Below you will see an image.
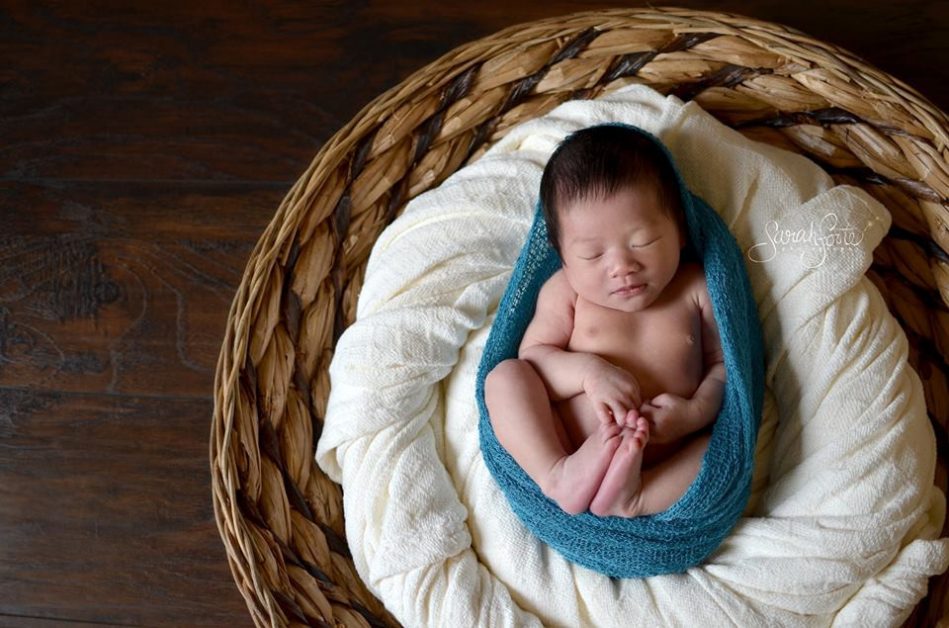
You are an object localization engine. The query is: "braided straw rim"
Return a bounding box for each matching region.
[210,7,949,627]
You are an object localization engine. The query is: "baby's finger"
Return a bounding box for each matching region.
[595,403,613,425]
[630,390,643,407]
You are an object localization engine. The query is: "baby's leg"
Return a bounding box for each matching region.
[485,359,621,515]
[589,421,710,518]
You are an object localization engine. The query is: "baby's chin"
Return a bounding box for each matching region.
[595,286,659,312]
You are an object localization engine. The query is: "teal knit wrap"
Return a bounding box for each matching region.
[475,125,765,578]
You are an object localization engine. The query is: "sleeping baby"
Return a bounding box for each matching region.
[484,125,726,517]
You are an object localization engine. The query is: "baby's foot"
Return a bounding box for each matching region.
[541,422,621,515]
[589,418,649,518]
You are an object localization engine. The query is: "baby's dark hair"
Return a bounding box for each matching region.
[539,125,686,256]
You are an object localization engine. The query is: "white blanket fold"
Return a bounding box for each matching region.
[316,84,949,626]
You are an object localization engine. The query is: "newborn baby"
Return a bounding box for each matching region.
[484,125,726,517]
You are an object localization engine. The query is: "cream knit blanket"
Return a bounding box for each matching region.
[317,84,949,626]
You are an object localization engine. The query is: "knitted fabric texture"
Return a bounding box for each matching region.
[475,125,765,578]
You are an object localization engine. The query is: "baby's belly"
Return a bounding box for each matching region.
[560,309,704,457]
[569,330,704,402]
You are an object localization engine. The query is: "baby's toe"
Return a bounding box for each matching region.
[635,418,650,443]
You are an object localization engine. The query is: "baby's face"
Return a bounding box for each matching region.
[557,184,683,313]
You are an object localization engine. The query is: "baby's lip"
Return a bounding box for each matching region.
[612,283,646,295]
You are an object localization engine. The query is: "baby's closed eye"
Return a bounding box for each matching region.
[629,236,660,248]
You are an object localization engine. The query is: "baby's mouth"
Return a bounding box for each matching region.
[612,283,646,296]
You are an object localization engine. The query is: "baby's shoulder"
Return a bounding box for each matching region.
[521,269,577,346]
[675,262,710,304]
[539,269,578,304]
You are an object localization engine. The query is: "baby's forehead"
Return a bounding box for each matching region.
[554,183,683,243]
[557,182,672,216]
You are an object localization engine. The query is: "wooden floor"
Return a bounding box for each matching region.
[0,1,945,626]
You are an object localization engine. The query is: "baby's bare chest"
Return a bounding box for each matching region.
[567,299,703,399]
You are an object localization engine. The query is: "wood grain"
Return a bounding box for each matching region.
[0,182,274,396]
[0,1,944,626]
[0,390,244,626]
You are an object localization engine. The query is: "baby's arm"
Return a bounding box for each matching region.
[519,271,641,422]
[642,276,725,443]
[688,287,726,428]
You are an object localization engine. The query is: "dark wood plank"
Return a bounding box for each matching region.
[0,181,273,397]
[0,617,137,627]
[0,389,248,626]
[0,1,944,183]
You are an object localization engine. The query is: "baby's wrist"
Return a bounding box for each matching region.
[686,396,712,429]
[580,354,603,391]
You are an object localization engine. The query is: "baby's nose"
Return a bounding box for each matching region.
[609,254,642,277]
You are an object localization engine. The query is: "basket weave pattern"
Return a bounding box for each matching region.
[210,8,949,627]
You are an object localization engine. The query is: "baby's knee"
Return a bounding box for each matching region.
[485,359,532,401]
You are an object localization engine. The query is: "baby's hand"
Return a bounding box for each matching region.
[638,393,692,444]
[582,357,642,426]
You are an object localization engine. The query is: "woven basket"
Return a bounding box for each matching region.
[210,7,949,627]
